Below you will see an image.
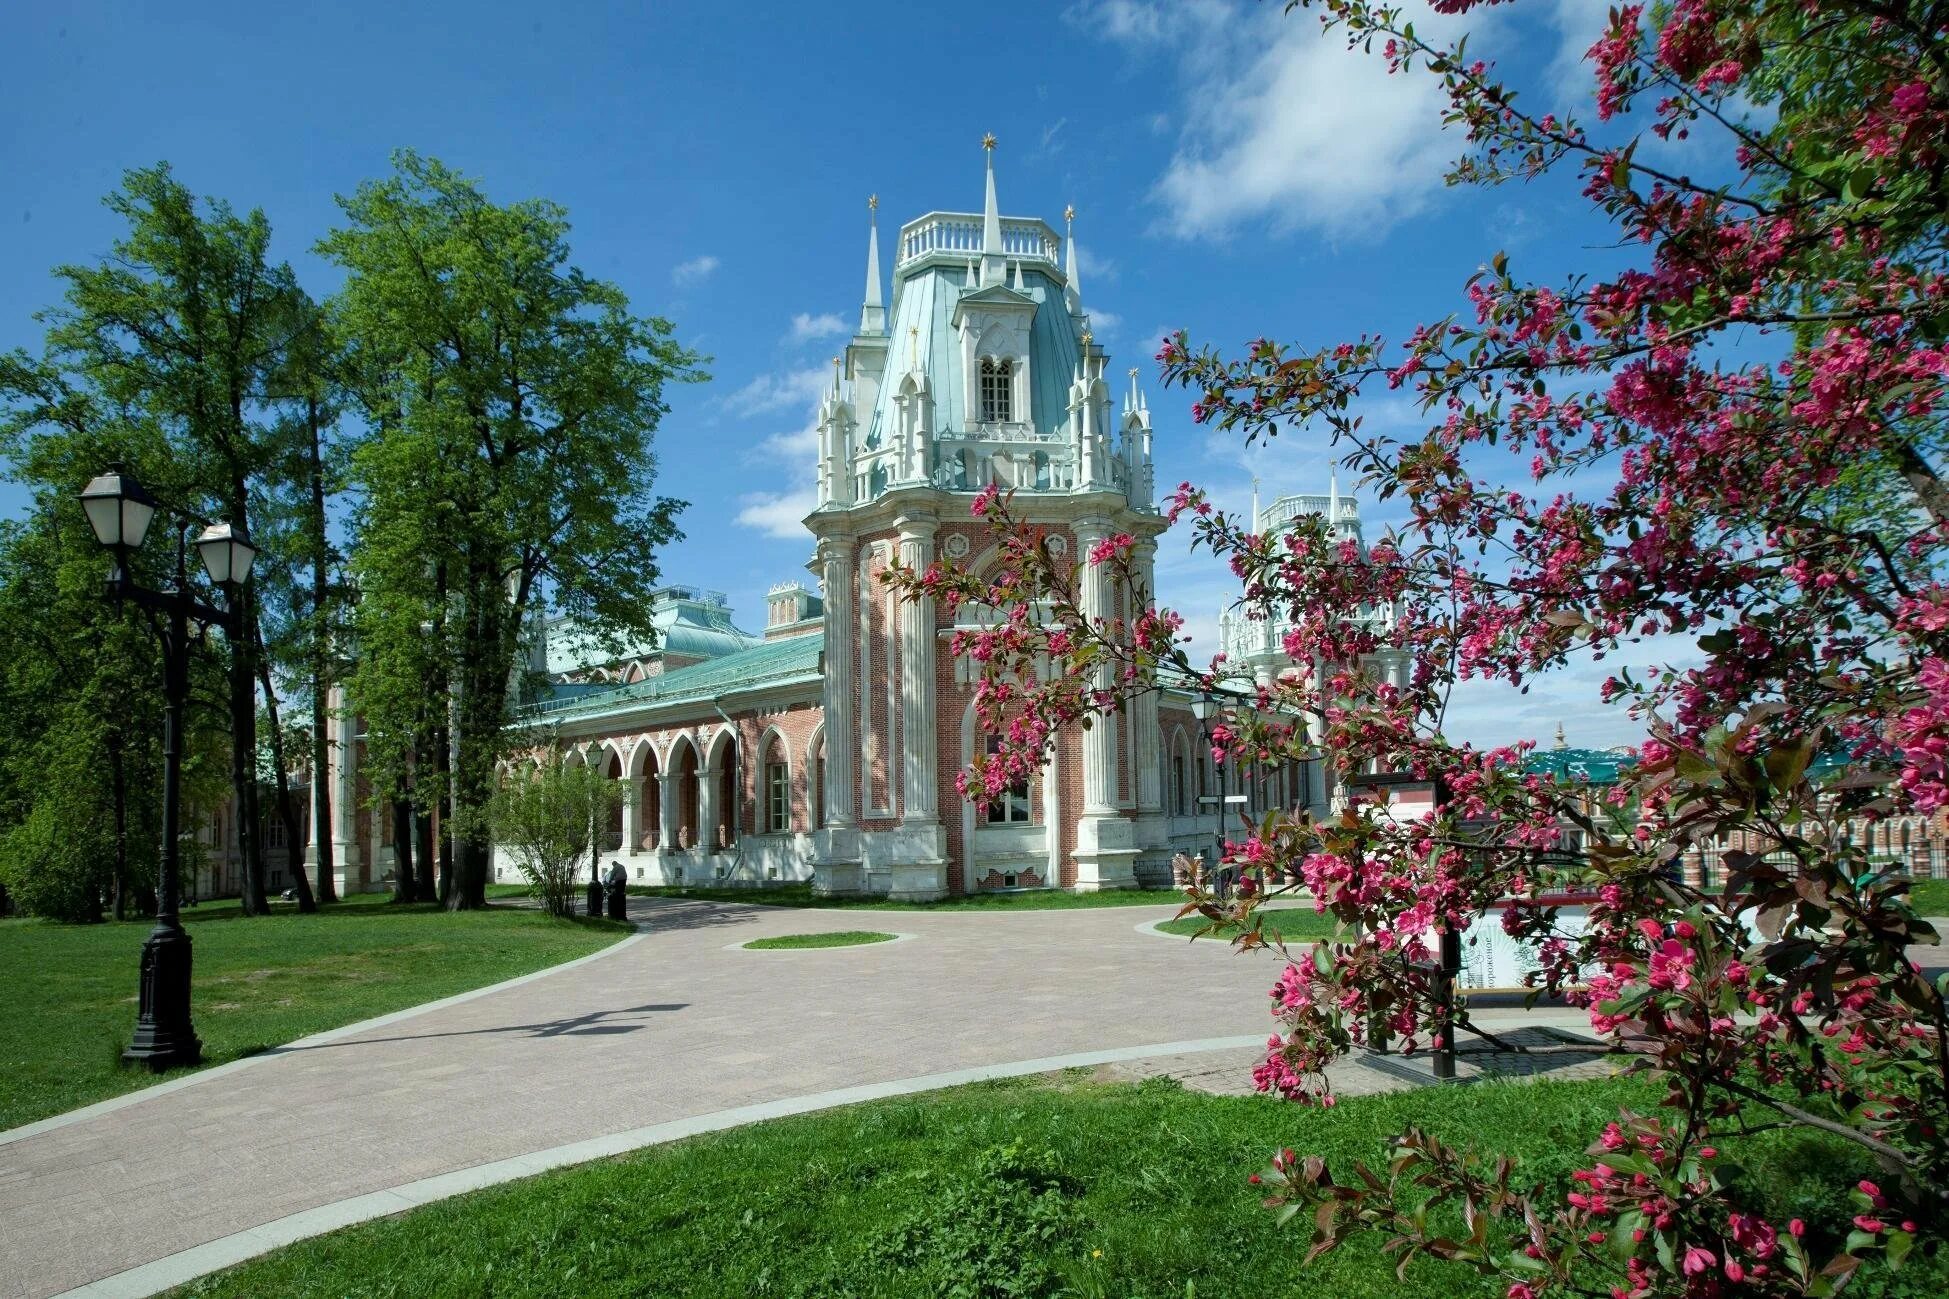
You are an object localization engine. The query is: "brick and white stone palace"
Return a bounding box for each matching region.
[261,144,1949,906]
[299,142,1357,901]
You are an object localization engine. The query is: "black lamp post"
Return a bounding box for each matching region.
[80,464,255,1072]
[1189,690,1231,893]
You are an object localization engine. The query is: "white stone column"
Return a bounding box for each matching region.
[821,542,857,829]
[884,515,946,901]
[1070,519,1138,890]
[657,770,679,859]
[1131,541,1169,878]
[898,519,939,825]
[1075,521,1118,816]
[623,768,645,855]
[813,539,865,896]
[1132,541,1163,818]
[699,764,721,856]
[327,685,362,893]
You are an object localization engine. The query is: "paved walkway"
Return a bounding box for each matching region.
[3,898,1923,1299]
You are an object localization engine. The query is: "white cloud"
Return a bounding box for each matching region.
[787,311,846,343]
[721,365,828,419]
[671,254,719,286]
[1081,0,1488,240]
[1037,117,1069,158]
[1086,308,1123,336]
[735,488,817,540]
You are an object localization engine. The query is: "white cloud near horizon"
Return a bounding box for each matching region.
[722,365,827,419]
[787,311,846,343]
[735,487,818,540]
[671,254,720,286]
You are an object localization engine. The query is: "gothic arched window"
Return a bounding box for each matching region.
[979,358,1014,424]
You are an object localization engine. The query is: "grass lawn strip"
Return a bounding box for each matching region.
[743,930,900,951]
[172,1072,1938,1299]
[0,892,629,1133]
[1153,906,1339,945]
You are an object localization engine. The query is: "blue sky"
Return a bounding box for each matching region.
[2,0,1667,748]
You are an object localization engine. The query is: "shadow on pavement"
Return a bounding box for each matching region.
[626,899,776,932]
[269,1003,690,1054]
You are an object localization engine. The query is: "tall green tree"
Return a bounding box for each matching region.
[0,382,227,920]
[321,151,699,910]
[17,164,312,915]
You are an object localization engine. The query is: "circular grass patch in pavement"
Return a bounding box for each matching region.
[743,930,900,951]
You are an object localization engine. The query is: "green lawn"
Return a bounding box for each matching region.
[1908,877,1949,916]
[744,930,899,951]
[491,880,1195,911]
[0,893,629,1132]
[172,1073,1940,1299]
[1153,906,1339,945]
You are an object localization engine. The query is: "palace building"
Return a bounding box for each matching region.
[298,142,1332,900]
[274,144,1949,905]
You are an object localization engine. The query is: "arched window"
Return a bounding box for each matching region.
[979,358,1013,424]
[984,734,1030,824]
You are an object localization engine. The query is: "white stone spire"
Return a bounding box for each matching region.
[860,194,885,334]
[1327,473,1342,540]
[980,134,1004,286]
[1064,204,1082,315]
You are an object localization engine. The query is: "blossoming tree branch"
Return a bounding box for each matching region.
[888,0,1948,1294]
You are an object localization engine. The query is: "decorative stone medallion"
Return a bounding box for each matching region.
[944,533,970,559]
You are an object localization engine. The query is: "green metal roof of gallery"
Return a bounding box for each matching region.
[528,631,823,721]
[1522,743,1854,786]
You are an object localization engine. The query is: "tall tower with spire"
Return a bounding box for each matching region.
[807,139,1164,899]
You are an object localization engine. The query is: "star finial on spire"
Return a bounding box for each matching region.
[982,132,997,151]
[1128,367,1139,379]
[1081,330,1093,348]
[868,193,878,211]
[1064,204,1075,224]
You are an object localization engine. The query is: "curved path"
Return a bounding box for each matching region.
[1,896,1308,1299]
[7,895,1939,1299]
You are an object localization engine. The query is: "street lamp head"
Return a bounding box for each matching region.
[1189,691,1216,723]
[79,463,158,552]
[195,522,256,588]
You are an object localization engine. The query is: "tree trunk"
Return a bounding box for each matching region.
[108,728,128,921]
[435,718,454,905]
[413,796,437,902]
[307,392,337,905]
[254,625,316,912]
[390,796,416,903]
[445,565,505,911]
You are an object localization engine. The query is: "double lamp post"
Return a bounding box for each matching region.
[79,464,256,1072]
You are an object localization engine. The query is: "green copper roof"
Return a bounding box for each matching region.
[539,587,756,675]
[1522,745,1855,786]
[867,263,1087,450]
[1523,748,1640,785]
[529,632,822,722]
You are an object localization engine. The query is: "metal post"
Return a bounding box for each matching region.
[1432,923,1460,1081]
[124,529,201,1072]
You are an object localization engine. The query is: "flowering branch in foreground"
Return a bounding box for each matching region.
[891,0,1949,1293]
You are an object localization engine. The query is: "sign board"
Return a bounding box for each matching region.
[1455,899,1599,992]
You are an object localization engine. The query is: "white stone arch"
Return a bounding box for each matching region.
[1168,726,1194,816]
[958,697,1059,889]
[755,723,792,834]
[666,732,702,851]
[805,721,827,830]
[561,745,589,770]
[622,737,660,853]
[702,725,741,850]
